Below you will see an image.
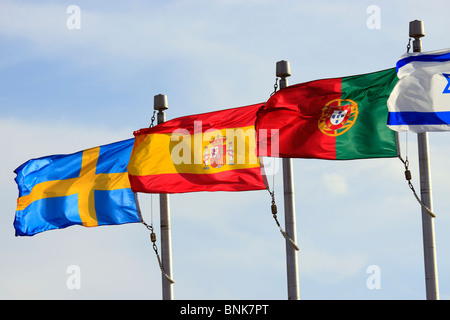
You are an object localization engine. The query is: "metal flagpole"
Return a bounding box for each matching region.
[276,60,300,300]
[409,20,439,300]
[154,94,174,300]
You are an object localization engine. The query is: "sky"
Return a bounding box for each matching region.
[1,0,450,300]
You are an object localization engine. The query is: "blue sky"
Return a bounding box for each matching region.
[1,0,450,299]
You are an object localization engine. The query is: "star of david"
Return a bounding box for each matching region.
[443,73,450,94]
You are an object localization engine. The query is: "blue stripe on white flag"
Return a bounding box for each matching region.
[396,51,450,72]
[388,111,450,125]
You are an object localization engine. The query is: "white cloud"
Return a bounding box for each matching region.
[0,1,267,64]
[0,117,133,166]
[300,242,368,285]
[321,173,348,196]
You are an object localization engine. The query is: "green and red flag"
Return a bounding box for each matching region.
[256,68,398,160]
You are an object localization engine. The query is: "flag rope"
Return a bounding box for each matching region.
[134,193,175,283]
[267,189,300,251]
[141,219,176,284]
[270,77,279,96]
[397,134,436,218]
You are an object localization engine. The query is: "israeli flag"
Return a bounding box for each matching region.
[387,48,450,132]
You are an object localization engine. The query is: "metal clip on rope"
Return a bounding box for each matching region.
[149,110,157,128]
[270,78,278,97]
[142,221,175,284]
[269,191,300,251]
[399,156,436,218]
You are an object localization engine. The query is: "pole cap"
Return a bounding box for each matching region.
[409,20,425,39]
[276,60,291,78]
[154,94,168,111]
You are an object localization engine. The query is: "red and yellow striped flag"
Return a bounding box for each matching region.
[127,104,267,193]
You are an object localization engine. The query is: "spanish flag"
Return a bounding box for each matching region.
[127,104,267,193]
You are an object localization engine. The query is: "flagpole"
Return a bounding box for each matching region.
[277,60,300,300]
[410,20,439,300]
[154,94,174,300]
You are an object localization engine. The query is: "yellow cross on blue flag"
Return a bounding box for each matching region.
[14,138,140,236]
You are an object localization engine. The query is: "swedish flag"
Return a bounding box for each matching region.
[14,138,140,236]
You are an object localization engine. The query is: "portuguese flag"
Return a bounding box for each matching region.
[256,68,399,160]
